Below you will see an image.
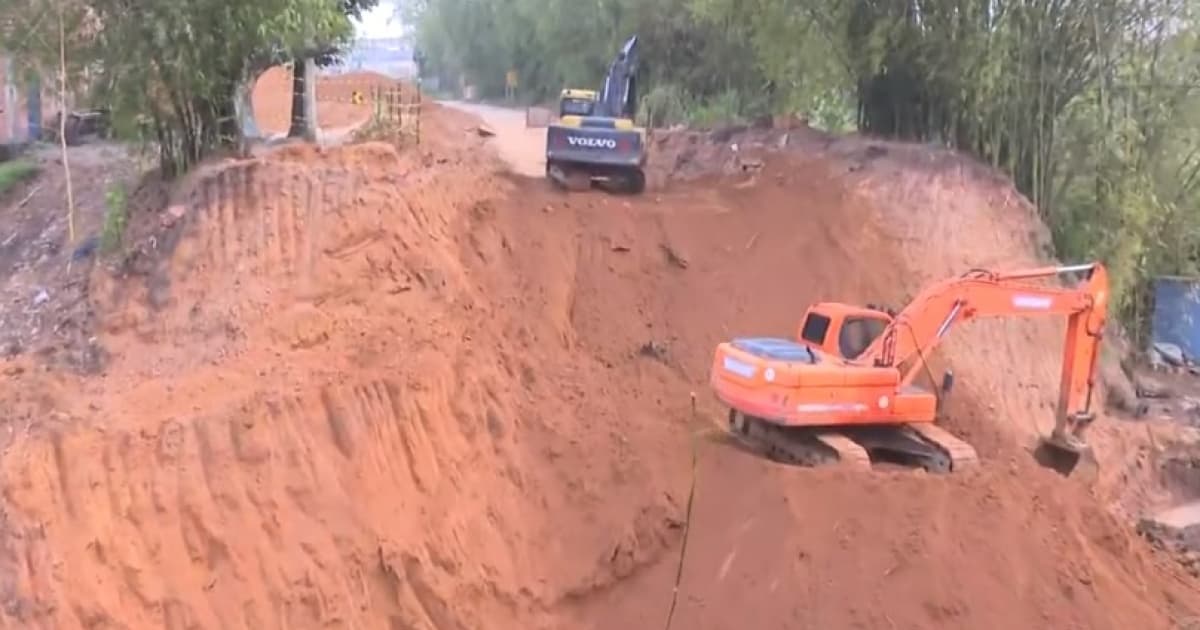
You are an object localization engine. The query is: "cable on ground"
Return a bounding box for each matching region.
[663,392,701,630]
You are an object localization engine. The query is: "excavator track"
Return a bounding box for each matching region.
[729,410,870,470]
[547,162,591,191]
[906,422,980,471]
[728,410,978,473]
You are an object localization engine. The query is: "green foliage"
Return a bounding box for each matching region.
[400,0,774,115]
[0,158,39,195]
[315,0,381,66]
[1,0,354,177]
[1044,0,1200,341]
[0,160,40,197]
[100,182,128,254]
[638,84,692,127]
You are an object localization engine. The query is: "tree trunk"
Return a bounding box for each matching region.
[233,72,261,145]
[287,57,307,138]
[217,95,241,150]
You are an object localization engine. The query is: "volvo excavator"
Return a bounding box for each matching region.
[709,263,1109,476]
[544,35,647,194]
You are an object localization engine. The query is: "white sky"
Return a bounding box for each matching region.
[354,2,401,39]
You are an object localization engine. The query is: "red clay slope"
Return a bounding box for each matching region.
[483,151,1200,630]
[0,103,1194,630]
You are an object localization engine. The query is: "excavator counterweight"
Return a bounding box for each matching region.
[545,35,647,194]
[709,263,1108,476]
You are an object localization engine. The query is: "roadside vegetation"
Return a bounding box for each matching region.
[0,0,374,177]
[0,0,376,255]
[0,159,38,196]
[404,0,1200,340]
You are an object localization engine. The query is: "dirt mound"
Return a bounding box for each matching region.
[481,153,1200,629]
[579,455,1195,629]
[647,124,1175,511]
[0,105,686,628]
[252,66,377,136]
[0,100,1198,630]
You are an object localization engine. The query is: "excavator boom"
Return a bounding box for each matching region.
[862,263,1107,451]
[708,262,1108,475]
[596,35,639,120]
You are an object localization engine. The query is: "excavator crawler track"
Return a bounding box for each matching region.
[728,410,978,473]
[906,422,980,471]
[729,410,870,470]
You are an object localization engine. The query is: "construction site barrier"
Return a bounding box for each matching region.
[315,78,422,145]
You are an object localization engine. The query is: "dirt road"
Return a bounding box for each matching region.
[440,100,546,176]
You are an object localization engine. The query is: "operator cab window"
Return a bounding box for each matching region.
[800,313,832,346]
[561,99,593,117]
[839,316,888,360]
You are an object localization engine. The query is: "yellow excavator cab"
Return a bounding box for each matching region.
[559,89,597,117]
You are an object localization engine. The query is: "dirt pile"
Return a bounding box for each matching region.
[251,67,391,136]
[0,105,687,629]
[486,152,1200,628]
[0,68,398,379]
[1140,505,1200,578]
[1139,449,1200,576]
[0,98,1197,630]
[648,124,1178,513]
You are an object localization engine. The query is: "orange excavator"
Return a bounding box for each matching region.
[709,262,1108,475]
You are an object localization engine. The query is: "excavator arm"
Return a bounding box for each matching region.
[858,262,1108,451]
[595,35,639,120]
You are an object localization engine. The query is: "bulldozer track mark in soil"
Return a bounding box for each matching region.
[183,161,360,289]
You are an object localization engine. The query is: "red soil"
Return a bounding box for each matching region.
[0,95,1196,630]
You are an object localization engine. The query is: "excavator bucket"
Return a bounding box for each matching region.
[1034,434,1099,482]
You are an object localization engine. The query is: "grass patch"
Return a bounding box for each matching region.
[101,183,129,253]
[0,160,39,196]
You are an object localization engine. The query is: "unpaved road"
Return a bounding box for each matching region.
[440,100,546,177]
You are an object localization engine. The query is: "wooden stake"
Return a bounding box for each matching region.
[58,4,75,244]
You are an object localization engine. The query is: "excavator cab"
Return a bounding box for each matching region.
[559,89,597,117]
[796,304,893,361]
